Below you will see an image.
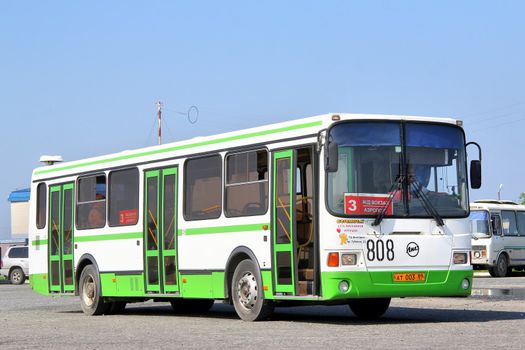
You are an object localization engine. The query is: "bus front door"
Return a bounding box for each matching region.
[144,167,179,294]
[48,183,75,293]
[272,150,297,295]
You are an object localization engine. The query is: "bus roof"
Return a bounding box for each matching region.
[470,200,525,211]
[32,113,459,181]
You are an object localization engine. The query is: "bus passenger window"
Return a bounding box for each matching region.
[501,211,518,236]
[77,174,106,229]
[108,168,139,226]
[36,183,47,229]
[184,155,222,220]
[225,150,268,217]
[517,212,525,236]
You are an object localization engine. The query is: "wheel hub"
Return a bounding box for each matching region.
[237,272,258,310]
[82,276,96,307]
[12,272,21,282]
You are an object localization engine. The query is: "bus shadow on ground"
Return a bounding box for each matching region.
[266,306,525,325]
[474,271,525,278]
[63,302,525,325]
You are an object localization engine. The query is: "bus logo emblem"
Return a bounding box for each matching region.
[406,242,419,257]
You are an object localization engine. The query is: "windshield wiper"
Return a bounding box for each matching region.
[373,175,405,226]
[409,176,445,226]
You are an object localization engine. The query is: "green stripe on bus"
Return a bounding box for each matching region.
[33,225,266,245]
[74,232,143,242]
[32,239,48,246]
[178,223,269,235]
[34,120,323,175]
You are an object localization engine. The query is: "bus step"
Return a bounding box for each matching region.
[298,281,314,296]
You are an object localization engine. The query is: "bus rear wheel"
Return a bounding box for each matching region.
[348,298,391,320]
[79,265,109,316]
[231,259,273,321]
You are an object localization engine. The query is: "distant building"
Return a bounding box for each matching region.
[7,188,30,240]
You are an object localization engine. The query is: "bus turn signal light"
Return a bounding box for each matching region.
[327,252,339,267]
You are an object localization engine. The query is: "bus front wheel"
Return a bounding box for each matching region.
[79,265,109,316]
[489,254,509,277]
[231,259,273,321]
[348,298,391,320]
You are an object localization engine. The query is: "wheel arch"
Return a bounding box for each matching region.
[224,246,261,300]
[75,254,101,295]
[496,250,510,265]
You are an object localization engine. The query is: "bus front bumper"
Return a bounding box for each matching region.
[321,269,473,300]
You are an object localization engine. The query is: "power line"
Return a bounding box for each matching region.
[161,117,175,142]
[467,109,524,125]
[163,106,187,116]
[470,115,525,133]
[144,114,157,146]
[461,100,525,118]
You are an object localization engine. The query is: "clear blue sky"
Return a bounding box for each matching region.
[1,1,524,239]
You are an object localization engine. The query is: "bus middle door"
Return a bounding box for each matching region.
[144,167,179,294]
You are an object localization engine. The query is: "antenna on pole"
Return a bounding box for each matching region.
[156,101,163,145]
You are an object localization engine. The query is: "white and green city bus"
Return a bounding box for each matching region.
[28,113,481,321]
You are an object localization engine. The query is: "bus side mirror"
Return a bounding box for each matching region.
[466,141,482,190]
[470,160,481,189]
[325,141,339,172]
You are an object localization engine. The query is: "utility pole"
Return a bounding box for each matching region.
[156,101,162,145]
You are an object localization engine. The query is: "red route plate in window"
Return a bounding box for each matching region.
[393,272,426,282]
[344,193,393,215]
[119,209,138,225]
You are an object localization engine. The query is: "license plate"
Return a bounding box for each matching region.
[393,272,426,282]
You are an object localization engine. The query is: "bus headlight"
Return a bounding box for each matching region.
[341,253,357,265]
[453,252,468,264]
[339,280,350,293]
[461,278,470,290]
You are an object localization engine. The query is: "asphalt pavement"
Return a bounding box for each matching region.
[0,274,524,349]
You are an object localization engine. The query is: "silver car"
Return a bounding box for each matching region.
[0,246,29,284]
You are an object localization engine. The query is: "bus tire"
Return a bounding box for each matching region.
[231,259,273,321]
[348,298,391,320]
[489,254,509,277]
[9,267,26,285]
[170,299,215,313]
[79,265,109,316]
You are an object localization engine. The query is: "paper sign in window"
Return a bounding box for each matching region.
[344,193,392,215]
[119,209,138,225]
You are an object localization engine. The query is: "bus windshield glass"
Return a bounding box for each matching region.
[327,121,468,218]
[469,210,490,238]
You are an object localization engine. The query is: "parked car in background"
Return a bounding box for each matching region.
[0,245,29,284]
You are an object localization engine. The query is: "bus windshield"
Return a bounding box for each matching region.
[469,210,490,238]
[327,121,468,218]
